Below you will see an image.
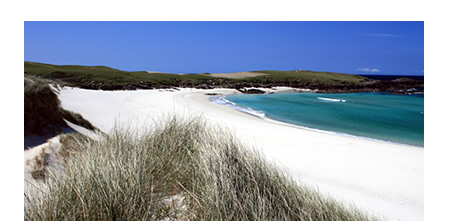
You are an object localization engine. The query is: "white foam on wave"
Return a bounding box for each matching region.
[317,97,347,102]
[210,96,266,118]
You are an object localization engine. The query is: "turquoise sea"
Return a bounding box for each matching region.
[213,92,424,147]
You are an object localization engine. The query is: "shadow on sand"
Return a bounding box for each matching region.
[24,127,76,150]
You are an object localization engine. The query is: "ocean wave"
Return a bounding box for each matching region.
[210,96,236,106]
[317,97,347,102]
[210,96,266,118]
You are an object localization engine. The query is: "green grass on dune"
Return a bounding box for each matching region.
[24,75,95,137]
[25,117,378,221]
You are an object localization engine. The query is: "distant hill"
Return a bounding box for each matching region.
[360,75,424,81]
[251,70,369,84]
[24,61,423,93]
[24,61,219,90]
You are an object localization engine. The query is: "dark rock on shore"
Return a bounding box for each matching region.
[238,88,266,94]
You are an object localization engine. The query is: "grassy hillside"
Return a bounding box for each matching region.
[252,70,368,84]
[25,61,218,89]
[25,117,378,220]
[25,61,369,90]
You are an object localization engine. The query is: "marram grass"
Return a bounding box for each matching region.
[25,117,379,221]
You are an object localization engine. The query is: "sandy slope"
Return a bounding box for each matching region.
[24,120,101,205]
[58,87,423,221]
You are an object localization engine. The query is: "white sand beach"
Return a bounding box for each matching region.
[57,87,423,221]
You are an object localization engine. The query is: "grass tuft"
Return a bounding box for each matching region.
[25,117,378,220]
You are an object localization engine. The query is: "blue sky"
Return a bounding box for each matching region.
[24,21,424,75]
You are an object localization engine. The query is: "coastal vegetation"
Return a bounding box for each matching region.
[24,75,95,139]
[24,61,222,90]
[24,117,378,220]
[24,61,423,92]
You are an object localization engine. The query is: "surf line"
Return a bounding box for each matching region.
[317,97,347,102]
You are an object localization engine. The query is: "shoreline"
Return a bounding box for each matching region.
[57,87,423,221]
[211,94,423,148]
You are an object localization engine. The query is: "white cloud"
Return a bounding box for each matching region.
[356,68,370,72]
[356,68,380,72]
